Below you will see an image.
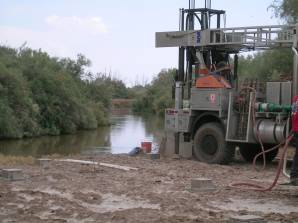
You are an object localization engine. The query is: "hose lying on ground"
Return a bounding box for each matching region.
[229,134,293,192]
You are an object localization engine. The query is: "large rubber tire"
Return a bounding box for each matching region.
[193,123,235,165]
[239,144,279,163]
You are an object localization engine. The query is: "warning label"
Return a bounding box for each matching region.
[210,94,216,103]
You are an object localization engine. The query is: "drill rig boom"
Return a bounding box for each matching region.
[156,25,297,51]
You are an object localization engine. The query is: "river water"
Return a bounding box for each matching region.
[0,113,164,157]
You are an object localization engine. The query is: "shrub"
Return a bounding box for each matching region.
[0,46,111,139]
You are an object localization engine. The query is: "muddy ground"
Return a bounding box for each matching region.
[0,153,297,223]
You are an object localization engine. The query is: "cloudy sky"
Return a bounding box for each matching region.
[0,0,279,86]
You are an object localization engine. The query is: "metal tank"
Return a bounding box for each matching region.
[254,119,287,144]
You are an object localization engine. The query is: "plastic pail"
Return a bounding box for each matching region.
[141,142,152,153]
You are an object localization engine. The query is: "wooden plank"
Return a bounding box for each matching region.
[57,159,98,165]
[53,159,138,171]
[99,162,138,171]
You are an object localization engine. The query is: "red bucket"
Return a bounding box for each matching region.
[141,142,152,153]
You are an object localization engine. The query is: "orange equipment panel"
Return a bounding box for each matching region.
[195,75,231,89]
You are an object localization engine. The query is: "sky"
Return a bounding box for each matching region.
[0,0,280,86]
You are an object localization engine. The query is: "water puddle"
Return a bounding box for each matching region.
[210,198,298,215]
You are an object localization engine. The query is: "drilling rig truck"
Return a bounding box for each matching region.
[156,0,298,164]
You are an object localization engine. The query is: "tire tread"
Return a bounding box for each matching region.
[193,122,235,165]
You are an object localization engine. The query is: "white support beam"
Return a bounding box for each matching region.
[156,25,296,51]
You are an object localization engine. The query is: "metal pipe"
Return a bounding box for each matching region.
[193,13,202,26]
[188,14,194,30]
[283,150,290,178]
[181,9,185,31]
[207,11,210,29]
[283,118,291,178]
[196,51,206,69]
[206,0,211,9]
[175,82,183,109]
[186,0,194,30]
[178,8,185,83]
[179,9,182,31]
[190,0,195,9]
[217,13,221,28]
[185,14,189,30]
[178,48,185,82]
[292,47,298,97]
[234,54,238,90]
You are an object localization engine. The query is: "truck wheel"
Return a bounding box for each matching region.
[193,123,235,164]
[239,144,278,163]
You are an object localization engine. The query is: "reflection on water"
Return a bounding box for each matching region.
[110,115,163,154]
[0,113,164,157]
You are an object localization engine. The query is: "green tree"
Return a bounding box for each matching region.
[59,54,91,79]
[271,0,298,23]
[93,73,130,99]
[0,46,111,139]
[238,0,296,81]
[133,69,175,115]
[238,49,293,81]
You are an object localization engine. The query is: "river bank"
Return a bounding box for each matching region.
[0,153,297,222]
[0,114,164,157]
